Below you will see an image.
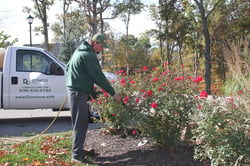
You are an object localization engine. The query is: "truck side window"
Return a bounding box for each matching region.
[16,50,64,75]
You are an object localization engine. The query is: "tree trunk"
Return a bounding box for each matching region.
[194,32,199,77]
[195,0,212,94]
[125,10,131,76]
[201,12,211,94]
[43,7,49,49]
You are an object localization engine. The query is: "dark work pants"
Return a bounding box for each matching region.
[67,90,89,160]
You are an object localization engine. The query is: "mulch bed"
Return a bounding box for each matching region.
[84,128,210,166]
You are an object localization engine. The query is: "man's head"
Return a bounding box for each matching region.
[91,34,109,54]
[92,34,109,48]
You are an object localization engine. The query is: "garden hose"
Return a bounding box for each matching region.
[30,96,69,140]
[1,96,68,143]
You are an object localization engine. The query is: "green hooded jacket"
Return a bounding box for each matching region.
[66,41,115,96]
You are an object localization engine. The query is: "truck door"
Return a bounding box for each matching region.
[9,49,68,109]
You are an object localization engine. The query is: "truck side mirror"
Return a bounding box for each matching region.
[50,62,64,75]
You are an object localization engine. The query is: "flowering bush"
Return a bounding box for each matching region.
[136,88,195,146]
[192,94,250,165]
[90,64,200,146]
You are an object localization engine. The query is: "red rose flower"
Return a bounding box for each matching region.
[175,77,180,81]
[200,91,208,98]
[104,91,109,98]
[193,76,202,82]
[148,90,153,97]
[123,96,130,104]
[153,78,158,82]
[151,102,158,108]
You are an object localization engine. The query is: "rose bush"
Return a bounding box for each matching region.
[89,64,199,146]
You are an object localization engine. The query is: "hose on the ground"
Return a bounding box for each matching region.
[0,96,68,143]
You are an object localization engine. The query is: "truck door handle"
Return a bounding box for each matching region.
[11,77,18,84]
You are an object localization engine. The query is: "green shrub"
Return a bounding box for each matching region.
[192,95,250,165]
[136,89,195,146]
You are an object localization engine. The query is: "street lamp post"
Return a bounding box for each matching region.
[26,15,34,46]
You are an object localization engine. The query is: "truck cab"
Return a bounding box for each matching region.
[1,46,69,109]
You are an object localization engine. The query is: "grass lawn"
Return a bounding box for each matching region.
[0,131,95,166]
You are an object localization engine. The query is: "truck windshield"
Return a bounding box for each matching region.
[44,50,66,67]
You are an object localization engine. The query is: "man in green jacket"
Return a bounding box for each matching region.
[66,34,121,164]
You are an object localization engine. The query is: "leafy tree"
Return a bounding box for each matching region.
[112,35,136,70]
[133,34,151,69]
[0,31,18,48]
[111,34,151,73]
[150,1,197,71]
[158,0,192,69]
[59,36,77,63]
[23,0,54,50]
[173,9,194,71]
[61,0,72,38]
[113,0,144,75]
[51,10,88,43]
[149,4,165,69]
[209,0,250,82]
[75,0,112,36]
[182,1,204,78]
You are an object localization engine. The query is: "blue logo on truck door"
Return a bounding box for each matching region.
[23,78,48,85]
[23,79,30,85]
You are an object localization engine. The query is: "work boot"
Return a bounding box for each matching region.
[71,157,92,164]
[83,148,95,156]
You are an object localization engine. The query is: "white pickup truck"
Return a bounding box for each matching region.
[0,46,116,118]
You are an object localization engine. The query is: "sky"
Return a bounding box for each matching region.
[0,0,156,46]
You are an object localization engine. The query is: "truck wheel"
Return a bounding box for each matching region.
[88,104,100,123]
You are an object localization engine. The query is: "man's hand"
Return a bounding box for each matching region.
[113,93,122,101]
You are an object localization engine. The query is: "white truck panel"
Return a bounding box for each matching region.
[2,47,12,108]
[2,46,69,109]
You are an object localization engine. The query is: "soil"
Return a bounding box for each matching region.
[84,128,210,166]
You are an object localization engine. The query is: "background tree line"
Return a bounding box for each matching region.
[1,0,249,95]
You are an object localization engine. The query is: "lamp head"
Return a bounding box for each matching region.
[26,15,34,24]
